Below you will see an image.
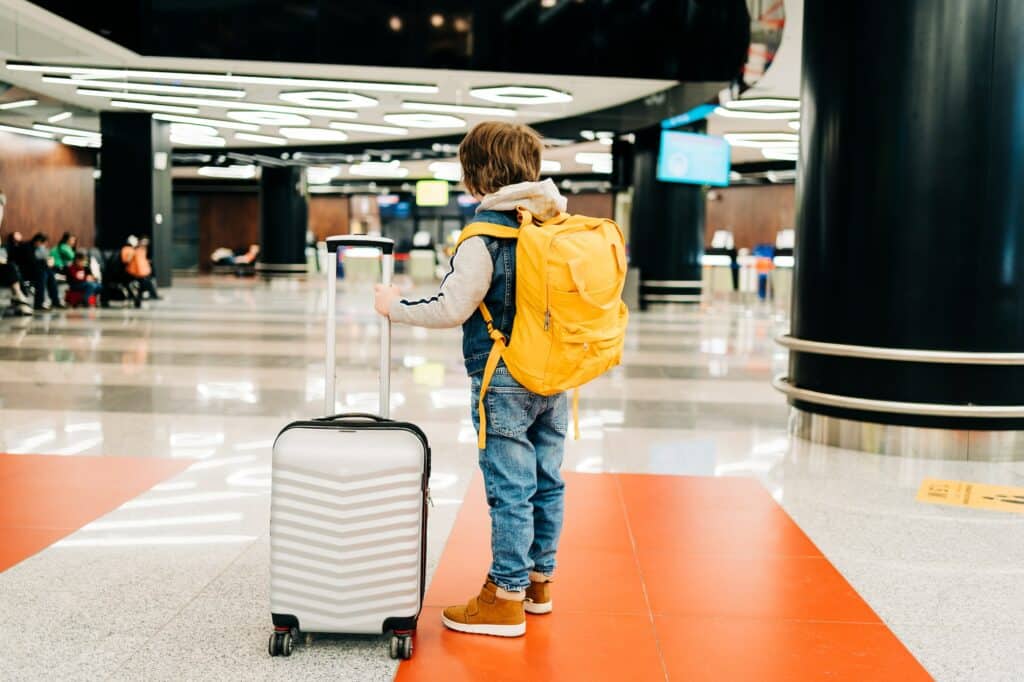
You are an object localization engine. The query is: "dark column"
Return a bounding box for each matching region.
[628,125,705,308]
[257,166,308,277]
[98,112,174,287]
[785,1,1024,455]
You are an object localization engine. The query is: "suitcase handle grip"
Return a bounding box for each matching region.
[326,235,395,254]
[316,413,393,423]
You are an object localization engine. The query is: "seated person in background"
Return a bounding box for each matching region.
[67,251,102,306]
[50,232,77,273]
[29,233,64,310]
[233,243,260,265]
[124,236,160,300]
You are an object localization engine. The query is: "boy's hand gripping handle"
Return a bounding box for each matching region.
[324,236,394,418]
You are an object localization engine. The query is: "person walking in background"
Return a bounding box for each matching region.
[50,232,78,274]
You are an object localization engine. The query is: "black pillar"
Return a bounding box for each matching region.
[788,1,1024,432]
[628,126,705,308]
[98,112,174,287]
[258,166,308,277]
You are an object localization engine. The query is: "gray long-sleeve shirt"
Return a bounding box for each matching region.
[388,237,492,329]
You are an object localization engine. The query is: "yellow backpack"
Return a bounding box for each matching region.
[457,208,630,448]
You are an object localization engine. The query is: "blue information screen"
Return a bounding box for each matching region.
[656,130,731,187]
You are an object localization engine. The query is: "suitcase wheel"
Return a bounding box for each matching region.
[389,633,413,660]
[268,630,294,657]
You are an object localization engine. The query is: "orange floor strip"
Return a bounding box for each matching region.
[0,453,190,572]
[397,472,930,681]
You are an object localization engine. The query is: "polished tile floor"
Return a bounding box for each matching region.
[1,277,1022,681]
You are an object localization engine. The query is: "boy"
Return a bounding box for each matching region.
[68,251,102,305]
[374,122,567,637]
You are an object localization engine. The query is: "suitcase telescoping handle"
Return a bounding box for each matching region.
[324,236,395,419]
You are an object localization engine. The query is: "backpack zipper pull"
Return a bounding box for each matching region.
[544,310,551,331]
[427,489,434,507]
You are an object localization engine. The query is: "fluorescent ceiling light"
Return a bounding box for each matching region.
[47,111,72,123]
[327,121,408,136]
[470,86,572,105]
[6,61,438,93]
[62,135,100,148]
[713,107,800,120]
[33,123,100,137]
[75,89,358,119]
[279,91,378,109]
[41,76,245,98]
[383,113,466,129]
[401,101,516,117]
[170,123,219,137]
[789,121,801,130]
[0,123,54,138]
[724,132,798,142]
[235,132,287,146]
[724,97,800,111]
[198,165,256,179]
[227,111,310,126]
[153,113,259,131]
[541,159,561,172]
[171,134,226,147]
[0,99,38,110]
[575,152,612,165]
[349,160,409,178]
[762,148,799,161]
[306,166,342,184]
[429,161,462,182]
[111,100,200,114]
[279,127,349,141]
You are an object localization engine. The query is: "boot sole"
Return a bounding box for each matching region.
[441,615,526,637]
[524,600,552,615]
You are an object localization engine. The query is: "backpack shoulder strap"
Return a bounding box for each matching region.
[456,222,520,247]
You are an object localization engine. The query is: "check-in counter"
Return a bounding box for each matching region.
[408,249,437,283]
[701,253,734,298]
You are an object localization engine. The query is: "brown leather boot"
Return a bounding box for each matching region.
[525,574,553,615]
[441,580,526,637]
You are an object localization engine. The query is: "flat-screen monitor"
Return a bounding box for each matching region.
[657,130,731,187]
[416,180,450,207]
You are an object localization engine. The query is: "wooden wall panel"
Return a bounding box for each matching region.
[197,193,259,272]
[704,184,795,249]
[566,192,615,219]
[0,132,96,248]
[308,195,349,242]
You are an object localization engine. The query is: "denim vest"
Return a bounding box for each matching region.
[462,209,519,376]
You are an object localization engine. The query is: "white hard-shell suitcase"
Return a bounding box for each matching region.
[268,236,429,661]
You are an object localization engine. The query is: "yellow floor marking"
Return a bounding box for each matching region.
[917,478,1024,514]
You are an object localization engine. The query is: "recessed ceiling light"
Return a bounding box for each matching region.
[170,123,219,137]
[724,98,800,111]
[153,113,259,131]
[61,135,100,148]
[713,107,800,120]
[307,166,342,184]
[198,165,257,179]
[279,128,349,141]
[389,15,403,31]
[6,61,439,93]
[327,121,407,136]
[541,159,561,172]
[429,161,462,182]
[401,101,516,117]
[0,99,38,110]
[383,113,466,129]
[227,111,310,126]
[47,111,73,123]
[279,91,378,109]
[430,13,445,28]
[170,134,226,147]
[75,90,359,119]
[33,123,101,137]
[111,100,200,114]
[0,123,52,138]
[349,160,409,178]
[40,76,246,98]
[234,132,287,146]
[470,86,572,105]
[723,132,800,148]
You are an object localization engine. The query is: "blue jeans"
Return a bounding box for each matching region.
[471,366,567,592]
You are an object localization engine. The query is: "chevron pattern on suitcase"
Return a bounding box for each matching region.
[270,463,424,633]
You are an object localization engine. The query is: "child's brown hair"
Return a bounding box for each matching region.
[458,122,543,198]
